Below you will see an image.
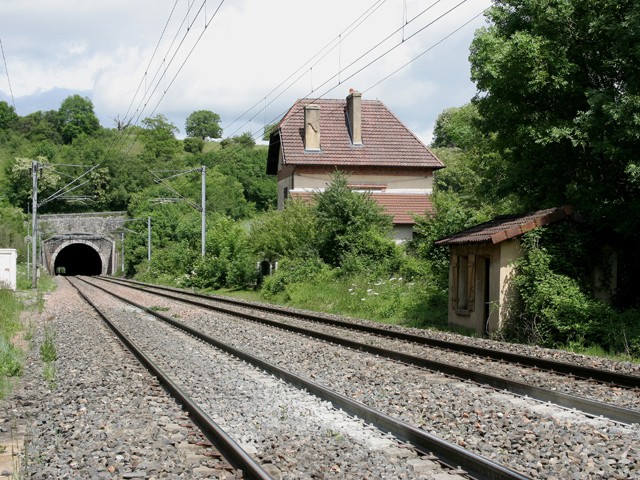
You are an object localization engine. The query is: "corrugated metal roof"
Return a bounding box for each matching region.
[434,206,573,246]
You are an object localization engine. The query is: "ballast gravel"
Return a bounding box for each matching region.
[77,279,465,479]
[112,280,640,411]
[5,279,241,479]
[89,277,640,480]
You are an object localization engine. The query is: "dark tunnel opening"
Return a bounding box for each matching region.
[54,243,102,276]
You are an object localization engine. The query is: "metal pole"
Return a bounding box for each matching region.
[26,205,30,280]
[201,166,206,258]
[121,232,125,275]
[31,160,38,289]
[147,216,151,270]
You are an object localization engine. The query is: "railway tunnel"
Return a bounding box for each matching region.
[53,242,103,276]
[40,213,126,277]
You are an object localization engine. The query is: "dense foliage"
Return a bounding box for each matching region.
[2,1,639,359]
[470,0,640,244]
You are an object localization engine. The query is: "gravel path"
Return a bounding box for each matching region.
[88,277,640,479]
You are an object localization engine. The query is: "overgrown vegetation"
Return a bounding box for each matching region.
[1,0,639,361]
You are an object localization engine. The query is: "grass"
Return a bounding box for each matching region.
[223,273,449,330]
[0,265,57,397]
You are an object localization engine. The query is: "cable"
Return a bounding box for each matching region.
[121,0,180,126]
[223,0,391,136]
[121,0,226,157]
[225,0,446,140]
[239,0,475,145]
[364,8,488,94]
[198,1,485,182]
[0,36,16,111]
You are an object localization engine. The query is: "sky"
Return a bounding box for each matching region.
[0,0,493,144]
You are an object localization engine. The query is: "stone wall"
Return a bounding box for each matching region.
[39,212,126,275]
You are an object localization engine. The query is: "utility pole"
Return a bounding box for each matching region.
[201,165,206,258]
[147,216,151,269]
[121,231,125,275]
[31,160,39,289]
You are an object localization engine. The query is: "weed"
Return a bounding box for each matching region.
[149,305,170,312]
[40,329,57,363]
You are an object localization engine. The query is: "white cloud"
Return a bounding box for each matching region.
[0,0,491,138]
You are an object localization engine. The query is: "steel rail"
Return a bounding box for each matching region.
[91,276,640,425]
[104,276,640,389]
[78,276,531,480]
[67,277,273,480]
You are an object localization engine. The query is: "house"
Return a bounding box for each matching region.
[266,90,444,242]
[434,206,574,335]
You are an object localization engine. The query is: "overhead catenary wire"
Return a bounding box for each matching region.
[223,0,391,136]
[225,0,448,140]
[0,36,16,111]
[234,0,477,146]
[186,1,486,188]
[121,0,180,126]
[121,0,226,158]
[110,0,483,192]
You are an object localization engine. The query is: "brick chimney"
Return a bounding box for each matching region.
[346,89,362,146]
[304,104,321,151]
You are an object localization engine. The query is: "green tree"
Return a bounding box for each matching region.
[15,110,62,143]
[220,132,255,149]
[432,104,482,150]
[0,101,18,130]
[57,95,100,144]
[469,0,640,235]
[263,121,278,141]
[313,172,396,270]
[250,200,318,262]
[203,146,276,212]
[185,110,222,140]
[5,156,61,210]
[140,115,181,163]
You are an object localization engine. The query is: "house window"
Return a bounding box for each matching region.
[452,253,476,315]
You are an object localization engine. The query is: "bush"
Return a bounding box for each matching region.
[508,230,639,356]
[261,257,331,299]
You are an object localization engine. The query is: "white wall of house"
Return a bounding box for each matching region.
[291,171,432,192]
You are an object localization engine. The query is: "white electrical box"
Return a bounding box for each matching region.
[0,249,17,291]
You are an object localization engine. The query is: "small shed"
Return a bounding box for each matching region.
[0,249,18,291]
[434,206,573,335]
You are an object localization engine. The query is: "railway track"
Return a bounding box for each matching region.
[76,275,640,478]
[95,275,640,424]
[69,276,530,479]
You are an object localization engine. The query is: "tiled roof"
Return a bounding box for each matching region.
[434,206,573,246]
[289,190,433,225]
[268,98,443,172]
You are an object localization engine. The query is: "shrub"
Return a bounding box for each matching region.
[261,257,331,299]
[508,229,636,355]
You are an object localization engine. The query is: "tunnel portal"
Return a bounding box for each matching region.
[53,243,103,276]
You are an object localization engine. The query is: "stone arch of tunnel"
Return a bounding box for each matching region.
[53,243,103,276]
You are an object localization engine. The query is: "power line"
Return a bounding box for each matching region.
[122,0,226,157]
[223,0,391,137]
[121,0,180,125]
[364,7,488,94]
[238,0,475,145]
[0,37,16,110]
[225,0,447,140]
